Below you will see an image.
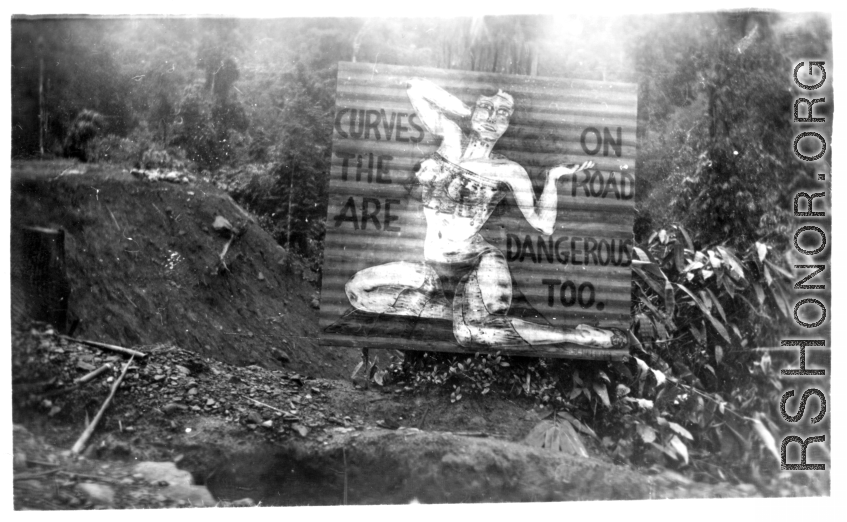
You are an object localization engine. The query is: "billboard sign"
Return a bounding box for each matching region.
[320,62,637,360]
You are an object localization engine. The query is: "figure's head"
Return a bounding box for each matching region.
[470,90,514,143]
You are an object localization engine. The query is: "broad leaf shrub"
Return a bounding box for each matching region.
[387,225,801,485]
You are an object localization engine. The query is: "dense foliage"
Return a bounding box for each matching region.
[380,224,813,486]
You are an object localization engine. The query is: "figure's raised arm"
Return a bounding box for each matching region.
[507,161,595,236]
[406,78,471,160]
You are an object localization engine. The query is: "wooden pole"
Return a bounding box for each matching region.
[59,335,147,359]
[74,363,112,384]
[286,162,294,251]
[246,397,285,414]
[362,348,369,390]
[71,355,134,455]
[38,36,45,157]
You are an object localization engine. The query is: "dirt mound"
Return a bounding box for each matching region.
[200,428,762,505]
[11,160,359,378]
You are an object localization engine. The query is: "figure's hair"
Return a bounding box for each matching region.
[492,90,514,106]
[476,89,515,112]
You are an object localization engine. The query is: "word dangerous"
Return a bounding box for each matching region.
[507,234,633,266]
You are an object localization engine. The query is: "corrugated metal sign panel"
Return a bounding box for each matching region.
[320,62,637,360]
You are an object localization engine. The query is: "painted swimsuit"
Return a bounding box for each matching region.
[418,153,507,227]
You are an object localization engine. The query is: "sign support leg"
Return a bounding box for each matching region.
[362,347,369,390]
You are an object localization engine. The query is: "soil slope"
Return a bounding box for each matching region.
[11,160,359,378]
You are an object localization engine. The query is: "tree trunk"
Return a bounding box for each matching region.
[529,41,538,77]
[11,226,70,332]
[38,37,44,157]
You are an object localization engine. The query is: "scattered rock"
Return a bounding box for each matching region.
[133,461,194,487]
[56,490,78,505]
[161,484,217,507]
[230,498,256,507]
[309,298,320,310]
[292,423,309,438]
[96,436,133,459]
[18,479,46,492]
[76,483,115,506]
[245,411,263,425]
[162,403,187,415]
[212,216,233,235]
[130,168,193,184]
[271,347,291,364]
[257,272,265,281]
[13,451,27,470]
[77,360,96,372]
[376,419,400,430]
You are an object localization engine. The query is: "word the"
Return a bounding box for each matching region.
[335,152,394,184]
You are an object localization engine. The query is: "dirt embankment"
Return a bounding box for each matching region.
[11,160,359,379]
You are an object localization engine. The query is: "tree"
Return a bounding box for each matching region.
[12,18,133,157]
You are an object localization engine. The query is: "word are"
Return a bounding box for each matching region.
[332,196,401,232]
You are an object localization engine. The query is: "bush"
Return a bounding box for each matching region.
[89,134,141,164]
[384,224,801,485]
[62,109,104,162]
[139,145,191,171]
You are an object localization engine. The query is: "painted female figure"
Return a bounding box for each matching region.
[344,78,625,350]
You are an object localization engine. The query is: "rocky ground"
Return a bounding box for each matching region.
[12,323,770,509]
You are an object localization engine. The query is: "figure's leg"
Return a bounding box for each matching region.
[453,252,626,349]
[345,261,449,319]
